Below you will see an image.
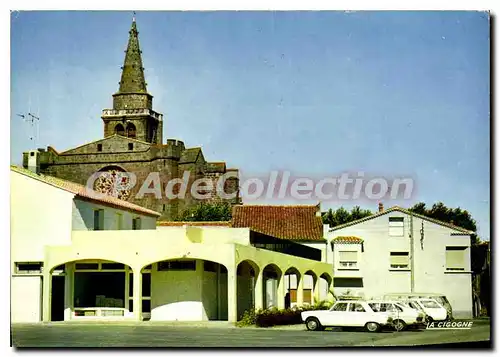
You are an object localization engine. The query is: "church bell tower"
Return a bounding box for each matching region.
[101,17,163,144]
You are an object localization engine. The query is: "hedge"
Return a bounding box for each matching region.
[237,300,333,328]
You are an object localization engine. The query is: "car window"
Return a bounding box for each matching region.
[368,303,380,312]
[349,303,366,312]
[392,304,404,312]
[421,300,440,308]
[332,303,348,311]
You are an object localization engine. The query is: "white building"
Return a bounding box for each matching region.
[10,165,333,323]
[327,204,474,318]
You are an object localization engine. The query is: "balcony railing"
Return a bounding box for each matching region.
[102,108,162,120]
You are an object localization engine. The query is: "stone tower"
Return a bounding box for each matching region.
[102,18,163,144]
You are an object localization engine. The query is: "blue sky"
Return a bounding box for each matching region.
[10,11,490,239]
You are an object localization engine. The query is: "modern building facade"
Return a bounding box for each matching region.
[327,204,474,318]
[10,166,332,323]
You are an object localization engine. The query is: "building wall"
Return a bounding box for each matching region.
[150,262,203,321]
[329,211,473,318]
[72,199,157,231]
[11,170,74,263]
[11,276,42,322]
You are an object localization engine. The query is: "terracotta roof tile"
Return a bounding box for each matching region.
[11,165,161,217]
[157,221,231,227]
[332,236,364,244]
[231,205,325,241]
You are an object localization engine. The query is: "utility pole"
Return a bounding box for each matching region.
[409,211,415,293]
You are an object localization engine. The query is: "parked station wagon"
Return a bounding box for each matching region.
[301,301,392,332]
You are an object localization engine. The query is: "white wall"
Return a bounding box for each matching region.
[329,210,473,317]
[150,262,203,321]
[11,276,42,322]
[11,171,75,263]
[72,199,157,231]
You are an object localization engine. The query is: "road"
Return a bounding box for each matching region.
[11,320,491,348]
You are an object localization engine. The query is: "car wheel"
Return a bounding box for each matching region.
[426,316,433,324]
[305,317,323,331]
[393,319,406,332]
[365,322,381,333]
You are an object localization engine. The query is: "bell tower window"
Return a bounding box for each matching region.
[115,124,125,136]
[126,123,136,139]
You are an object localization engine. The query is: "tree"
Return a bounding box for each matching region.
[409,201,478,244]
[176,201,232,221]
[322,206,373,227]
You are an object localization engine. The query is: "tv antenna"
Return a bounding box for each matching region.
[18,95,41,148]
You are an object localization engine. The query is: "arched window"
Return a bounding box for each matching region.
[126,123,136,139]
[114,124,125,136]
[93,165,131,201]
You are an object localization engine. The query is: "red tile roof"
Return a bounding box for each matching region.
[11,165,161,217]
[332,236,364,244]
[231,204,325,241]
[157,221,231,227]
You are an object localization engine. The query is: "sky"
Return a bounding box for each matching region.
[10,11,490,240]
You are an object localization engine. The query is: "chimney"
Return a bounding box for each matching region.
[27,150,40,175]
[378,202,384,213]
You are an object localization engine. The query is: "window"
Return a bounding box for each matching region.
[446,247,466,271]
[15,262,43,274]
[333,278,364,288]
[389,217,404,236]
[390,252,409,269]
[332,303,348,311]
[115,123,125,136]
[97,143,103,152]
[116,213,123,230]
[349,303,365,312]
[93,209,104,230]
[204,261,217,272]
[421,300,441,308]
[126,123,136,139]
[75,263,99,270]
[157,260,196,271]
[101,263,124,270]
[128,143,134,151]
[132,217,141,230]
[338,251,358,269]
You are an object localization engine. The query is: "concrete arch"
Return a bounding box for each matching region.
[236,259,260,277]
[46,255,135,275]
[140,256,229,273]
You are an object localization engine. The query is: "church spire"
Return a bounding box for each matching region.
[117,16,148,94]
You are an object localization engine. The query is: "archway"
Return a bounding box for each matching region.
[236,260,259,319]
[47,259,134,321]
[141,258,229,321]
[262,264,282,309]
[303,270,318,306]
[319,273,333,303]
[126,123,136,139]
[283,267,301,308]
[114,123,125,136]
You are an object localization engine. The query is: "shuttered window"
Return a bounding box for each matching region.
[389,217,404,236]
[339,251,357,268]
[390,252,409,269]
[93,209,104,230]
[446,247,466,270]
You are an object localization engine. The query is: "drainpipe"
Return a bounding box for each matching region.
[410,212,415,293]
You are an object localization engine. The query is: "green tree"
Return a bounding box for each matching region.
[322,206,373,227]
[409,201,478,244]
[176,201,232,221]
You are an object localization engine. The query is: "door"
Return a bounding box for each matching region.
[325,302,348,326]
[347,302,367,326]
[51,276,65,321]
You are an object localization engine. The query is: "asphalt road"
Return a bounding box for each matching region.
[11,320,491,348]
